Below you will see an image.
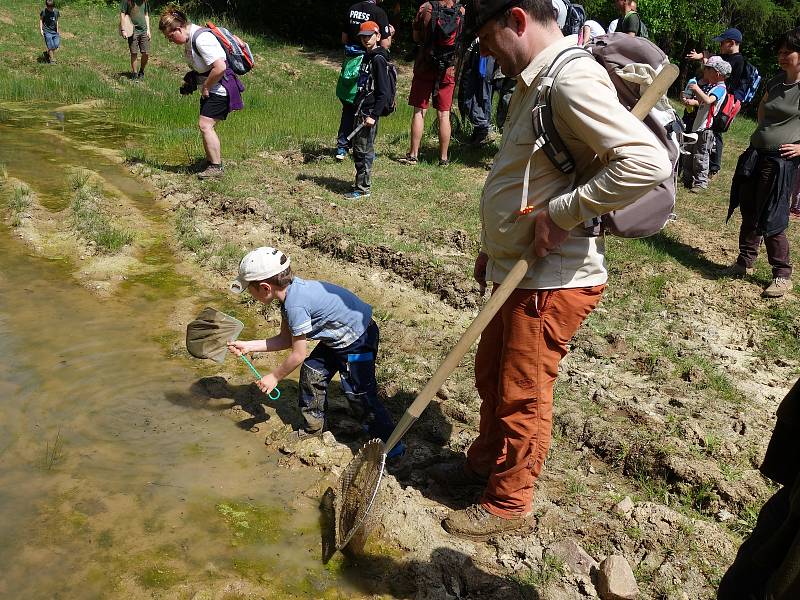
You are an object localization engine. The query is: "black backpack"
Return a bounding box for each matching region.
[428,1,464,72]
[359,54,398,117]
[561,1,586,36]
[736,60,762,104]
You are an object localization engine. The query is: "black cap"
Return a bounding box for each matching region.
[465,0,519,36]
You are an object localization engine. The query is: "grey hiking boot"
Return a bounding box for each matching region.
[442,504,535,541]
[428,461,488,488]
[762,277,792,298]
[197,164,224,179]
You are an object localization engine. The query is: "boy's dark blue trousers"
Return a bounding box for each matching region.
[298,320,394,441]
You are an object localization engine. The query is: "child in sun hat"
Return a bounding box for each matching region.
[227,246,404,456]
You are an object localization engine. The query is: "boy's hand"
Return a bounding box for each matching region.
[227,340,249,356]
[364,116,376,127]
[686,49,703,61]
[256,373,279,395]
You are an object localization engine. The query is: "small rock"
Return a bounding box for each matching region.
[436,385,450,400]
[575,573,599,597]
[546,538,598,577]
[614,496,635,517]
[717,509,734,522]
[596,555,639,600]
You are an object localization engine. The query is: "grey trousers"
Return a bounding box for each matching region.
[353,119,379,193]
[682,129,715,189]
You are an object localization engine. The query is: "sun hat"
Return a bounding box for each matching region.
[705,55,732,77]
[230,247,290,294]
[358,20,380,36]
[712,28,742,43]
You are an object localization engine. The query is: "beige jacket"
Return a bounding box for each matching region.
[480,35,673,289]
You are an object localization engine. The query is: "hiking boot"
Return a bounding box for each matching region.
[335,147,347,161]
[197,164,224,179]
[762,277,792,298]
[399,154,418,165]
[438,158,450,167]
[468,129,490,146]
[427,461,488,488]
[343,190,370,199]
[137,71,145,80]
[723,262,754,277]
[442,504,534,541]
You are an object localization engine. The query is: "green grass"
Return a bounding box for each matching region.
[70,181,133,252]
[8,183,32,226]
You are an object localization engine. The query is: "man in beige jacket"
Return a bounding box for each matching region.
[429,0,672,540]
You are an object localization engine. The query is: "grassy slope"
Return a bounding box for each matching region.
[3,1,800,597]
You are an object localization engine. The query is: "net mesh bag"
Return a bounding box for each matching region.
[334,438,386,550]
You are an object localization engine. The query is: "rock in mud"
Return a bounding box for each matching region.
[546,538,598,577]
[596,555,639,600]
[613,496,634,517]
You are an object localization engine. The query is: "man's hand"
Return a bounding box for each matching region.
[532,209,570,258]
[256,373,279,396]
[686,49,703,61]
[473,252,488,295]
[364,116,376,127]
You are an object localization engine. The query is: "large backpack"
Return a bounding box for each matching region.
[560,1,586,36]
[712,91,740,133]
[530,33,681,238]
[737,60,762,104]
[191,21,254,76]
[427,1,464,72]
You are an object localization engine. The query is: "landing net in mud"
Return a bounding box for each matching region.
[335,438,385,550]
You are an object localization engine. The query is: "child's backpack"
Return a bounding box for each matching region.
[560,1,586,36]
[192,21,254,76]
[712,92,741,133]
[336,46,365,104]
[737,60,762,105]
[427,1,464,73]
[530,33,681,238]
[358,54,398,117]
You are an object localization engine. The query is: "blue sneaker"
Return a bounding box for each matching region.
[343,191,370,200]
[335,147,347,161]
[385,440,406,460]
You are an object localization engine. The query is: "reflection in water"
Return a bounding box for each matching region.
[0,107,362,599]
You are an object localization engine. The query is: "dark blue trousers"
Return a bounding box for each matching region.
[298,321,394,441]
[337,100,356,151]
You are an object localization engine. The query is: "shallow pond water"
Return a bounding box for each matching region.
[0,106,369,599]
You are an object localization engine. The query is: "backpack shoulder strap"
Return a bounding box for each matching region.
[191,27,213,56]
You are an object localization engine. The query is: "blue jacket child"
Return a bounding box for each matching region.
[228,247,403,456]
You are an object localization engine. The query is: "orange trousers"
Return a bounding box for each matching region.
[466,285,604,518]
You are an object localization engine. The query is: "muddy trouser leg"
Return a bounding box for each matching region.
[338,321,394,442]
[353,121,378,193]
[298,344,337,433]
[710,130,724,174]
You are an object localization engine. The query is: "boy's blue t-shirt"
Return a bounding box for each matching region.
[281,277,372,349]
[40,8,59,34]
[691,82,727,133]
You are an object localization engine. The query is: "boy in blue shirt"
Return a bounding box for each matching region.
[228,247,402,456]
[39,0,60,64]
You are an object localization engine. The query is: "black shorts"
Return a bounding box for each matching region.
[199,93,229,120]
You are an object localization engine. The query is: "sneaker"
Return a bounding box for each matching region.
[343,190,370,199]
[762,277,792,298]
[137,71,145,80]
[427,460,488,488]
[399,154,418,165]
[723,262,754,277]
[335,147,347,161]
[468,129,490,146]
[442,504,534,541]
[438,159,450,167]
[197,164,224,179]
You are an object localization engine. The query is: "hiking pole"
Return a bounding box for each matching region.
[346,122,365,142]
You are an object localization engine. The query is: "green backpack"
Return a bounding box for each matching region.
[336,50,364,104]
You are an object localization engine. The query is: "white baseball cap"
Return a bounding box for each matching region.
[229,247,290,294]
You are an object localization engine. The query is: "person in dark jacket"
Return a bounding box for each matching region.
[718,377,800,599]
[344,21,391,200]
[724,27,800,298]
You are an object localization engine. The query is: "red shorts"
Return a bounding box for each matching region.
[408,66,456,111]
